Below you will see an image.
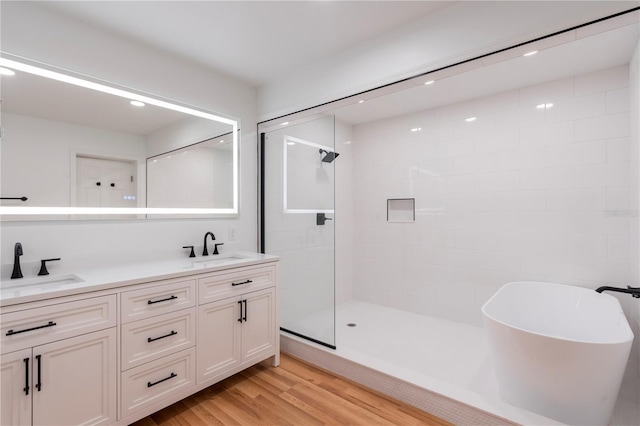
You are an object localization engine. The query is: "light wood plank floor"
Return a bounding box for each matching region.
[131,353,452,425]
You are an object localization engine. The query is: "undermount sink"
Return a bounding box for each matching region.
[189,254,250,267]
[1,273,84,290]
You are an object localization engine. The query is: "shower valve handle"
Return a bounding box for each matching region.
[316,213,333,226]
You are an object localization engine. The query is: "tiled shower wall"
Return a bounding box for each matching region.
[351,64,633,327]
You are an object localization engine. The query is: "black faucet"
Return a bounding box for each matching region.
[595,286,640,298]
[203,232,216,256]
[11,242,23,279]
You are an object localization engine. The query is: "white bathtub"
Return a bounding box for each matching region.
[482,281,634,425]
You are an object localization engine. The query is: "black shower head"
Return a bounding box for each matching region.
[319,149,340,163]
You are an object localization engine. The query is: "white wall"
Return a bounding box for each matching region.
[258,1,637,120]
[1,2,258,268]
[351,65,633,327]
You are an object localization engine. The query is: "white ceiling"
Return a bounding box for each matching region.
[332,23,640,125]
[39,0,452,87]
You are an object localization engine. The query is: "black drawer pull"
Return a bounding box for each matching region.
[35,354,42,392]
[231,279,252,287]
[243,300,247,322]
[147,372,177,388]
[237,300,243,322]
[23,357,29,395]
[147,330,177,343]
[6,321,57,336]
[147,295,177,305]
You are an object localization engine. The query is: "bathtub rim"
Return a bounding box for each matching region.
[481,281,634,345]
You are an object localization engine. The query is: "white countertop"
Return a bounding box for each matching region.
[0,251,279,307]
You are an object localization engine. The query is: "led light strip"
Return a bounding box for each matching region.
[0,56,239,216]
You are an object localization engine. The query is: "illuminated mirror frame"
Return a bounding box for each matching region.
[0,54,239,217]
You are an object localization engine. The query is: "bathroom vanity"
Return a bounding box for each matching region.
[0,253,280,426]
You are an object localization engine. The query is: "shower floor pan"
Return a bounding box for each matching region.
[281,301,638,426]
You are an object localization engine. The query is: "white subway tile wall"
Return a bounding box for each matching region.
[351,64,633,326]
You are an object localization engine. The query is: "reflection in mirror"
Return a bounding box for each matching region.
[147,132,234,208]
[0,54,239,218]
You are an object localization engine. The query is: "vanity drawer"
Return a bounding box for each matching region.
[0,295,116,354]
[121,308,196,371]
[198,265,276,305]
[120,347,195,418]
[121,278,196,323]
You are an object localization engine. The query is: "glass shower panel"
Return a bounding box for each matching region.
[262,115,336,348]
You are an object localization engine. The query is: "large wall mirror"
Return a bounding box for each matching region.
[0,53,239,219]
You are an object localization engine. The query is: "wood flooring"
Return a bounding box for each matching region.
[131,353,452,426]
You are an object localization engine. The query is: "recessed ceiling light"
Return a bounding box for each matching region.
[0,67,15,76]
[465,117,477,122]
[536,103,554,109]
[424,80,435,85]
[281,121,289,126]
[523,51,538,57]
[344,140,352,145]
[152,159,158,163]
[130,100,145,107]
[410,127,421,132]
[287,142,296,146]
[219,139,224,143]
[358,100,365,104]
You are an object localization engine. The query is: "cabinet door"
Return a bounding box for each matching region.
[242,288,276,364]
[32,328,116,426]
[0,348,32,426]
[197,298,241,384]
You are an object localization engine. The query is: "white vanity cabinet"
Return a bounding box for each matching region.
[0,256,279,426]
[197,264,278,385]
[198,287,276,384]
[0,295,117,426]
[119,277,198,419]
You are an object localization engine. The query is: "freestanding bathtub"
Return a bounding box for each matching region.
[482,281,634,425]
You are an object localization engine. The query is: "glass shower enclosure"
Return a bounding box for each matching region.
[259,115,336,348]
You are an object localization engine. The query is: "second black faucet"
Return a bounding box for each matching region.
[203,232,216,256]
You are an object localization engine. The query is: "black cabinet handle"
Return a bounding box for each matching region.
[96,182,101,186]
[38,258,61,276]
[35,354,42,392]
[6,321,57,336]
[182,246,195,258]
[231,279,252,287]
[0,197,28,201]
[147,372,177,388]
[110,183,115,187]
[147,330,177,343]
[23,357,29,395]
[243,300,247,322]
[147,295,177,305]
[237,300,243,323]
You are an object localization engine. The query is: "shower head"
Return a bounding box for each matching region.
[319,149,340,163]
